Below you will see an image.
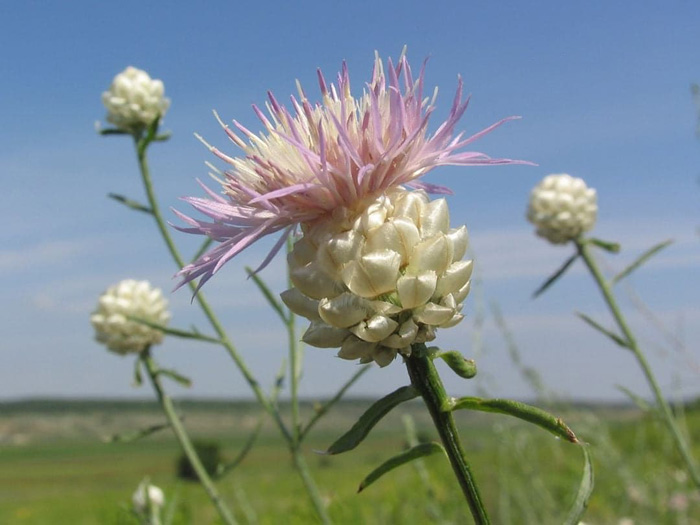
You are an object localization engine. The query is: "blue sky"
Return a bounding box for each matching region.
[2,2,699,402]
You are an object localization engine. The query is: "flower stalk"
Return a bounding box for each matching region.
[405,344,490,524]
[134,134,331,522]
[140,348,237,525]
[575,238,700,487]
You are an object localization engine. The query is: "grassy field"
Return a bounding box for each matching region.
[1,399,698,524]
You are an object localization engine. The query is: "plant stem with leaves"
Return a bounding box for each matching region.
[140,348,237,525]
[575,239,700,487]
[126,128,372,523]
[405,344,490,524]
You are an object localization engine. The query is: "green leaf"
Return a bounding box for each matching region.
[99,127,130,136]
[217,416,264,478]
[576,312,629,349]
[108,193,153,214]
[132,358,143,387]
[434,350,477,379]
[245,266,288,323]
[157,368,192,388]
[563,446,594,525]
[105,421,171,443]
[616,385,655,414]
[612,239,673,285]
[358,442,446,492]
[154,131,172,142]
[448,397,579,443]
[324,385,419,455]
[128,316,222,344]
[588,238,621,253]
[533,252,579,298]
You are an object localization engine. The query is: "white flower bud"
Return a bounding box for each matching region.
[527,173,597,244]
[282,188,473,367]
[132,479,164,518]
[91,280,170,355]
[102,66,170,132]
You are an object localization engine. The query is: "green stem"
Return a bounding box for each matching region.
[135,138,332,522]
[141,349,237,525]
[134,137,292,443]
[291,449,332,525]
[576,239,700,487]
[406,345,490,524]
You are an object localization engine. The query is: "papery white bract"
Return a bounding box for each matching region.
[527,173,597,244]
[281,187,472,367]
[90,279,170,355]
[102,66,170,132]
[175,52,527,290]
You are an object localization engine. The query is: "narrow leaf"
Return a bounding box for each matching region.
[105,421,171,443]
[358,442,446,492]
[576,312,629,349]
[612,239,673,285]
[132,358,143,387]
[217,416,264,477]
[588,238,621,253]
[563,446,594,525]
[128,316,222,344]
[533,252,579,298]
[245,266,288,323]
[108,193,153,214]
[324,385,419,455]
[301,364,371,440]
[449,397,579,443]
[99,128,130,136]
[435,350,477,379]
[157,368,192,388]
[616,385,654,413]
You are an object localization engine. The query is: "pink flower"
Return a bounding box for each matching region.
[176,52,527,290]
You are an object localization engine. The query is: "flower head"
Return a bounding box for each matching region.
[132,479,165,515]
[102,66,170,132]
[282,187,472,367]
[176,52,526,290]
[527,173,597,244]
[90,279,170,355]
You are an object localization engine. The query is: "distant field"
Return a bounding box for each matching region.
[1,399,698,524]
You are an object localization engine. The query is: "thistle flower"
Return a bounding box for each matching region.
[282,186,472,366]
[175,52,527,290]
[527,173,597,244]
[132,479,165,516]
[90,279,170,355]
[102,66,170,132]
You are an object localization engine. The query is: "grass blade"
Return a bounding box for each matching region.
[448,396,579,443]
[533,252,579,298]
[324,385,418,455]
[576,311,629,349]
[358,442,446,492]
[612,239,673,285]
[563,446,594,525]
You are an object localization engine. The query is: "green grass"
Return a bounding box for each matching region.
[1,400,698,524]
